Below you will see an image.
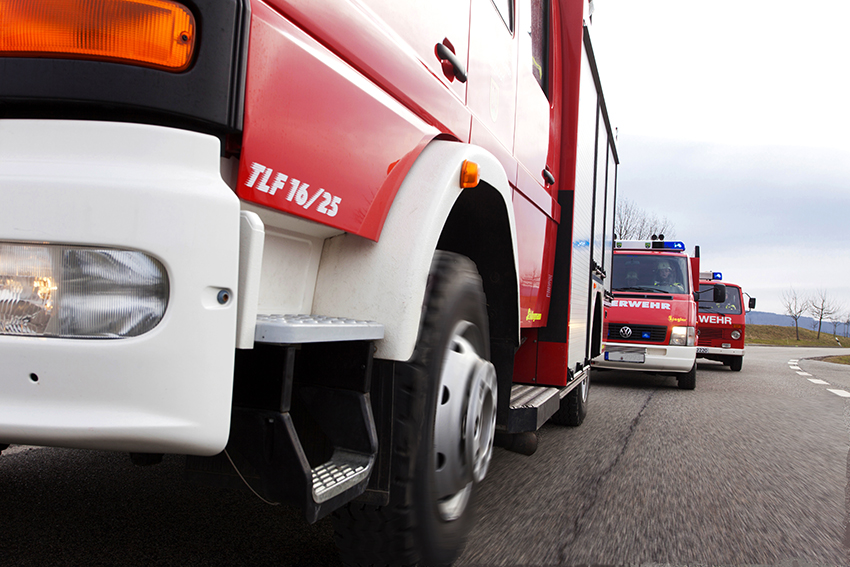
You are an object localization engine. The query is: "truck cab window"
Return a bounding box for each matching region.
[699,285,742,314]
[613,254,690,294]
[530,0,549,96]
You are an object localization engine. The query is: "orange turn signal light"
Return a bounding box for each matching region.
[0,0,196,72]
[460,160,480,189]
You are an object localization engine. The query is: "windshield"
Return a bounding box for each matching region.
[699,284,742,314]
[612,253,690,294]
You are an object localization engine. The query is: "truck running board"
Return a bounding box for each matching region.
[504,370,588,433]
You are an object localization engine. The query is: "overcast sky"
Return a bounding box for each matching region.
[588,0,850,317]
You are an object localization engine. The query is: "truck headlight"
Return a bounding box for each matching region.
[670,326,695,346]
[0,242,168,338]
[730,330,741,340]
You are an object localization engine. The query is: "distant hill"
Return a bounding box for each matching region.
[745,311,802,327]
[745,311,847,336]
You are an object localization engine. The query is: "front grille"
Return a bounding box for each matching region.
[607,324,667,343]
[697,328,724,344]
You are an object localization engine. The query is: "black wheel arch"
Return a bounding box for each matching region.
[436,182,519,425]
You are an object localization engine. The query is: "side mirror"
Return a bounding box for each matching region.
[748,297,756,310]
[713,284,726,303]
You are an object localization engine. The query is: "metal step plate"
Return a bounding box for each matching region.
[255,314,384,344]
[311,450,372,503]
[506,384,562,433]
[510,384,561,409]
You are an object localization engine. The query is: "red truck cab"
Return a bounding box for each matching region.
[697,272,754,372]
[594,239,702,389]
[0,1,620,565]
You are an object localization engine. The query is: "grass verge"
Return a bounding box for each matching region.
[746,324,847,348]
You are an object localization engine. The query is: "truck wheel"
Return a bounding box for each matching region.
[333,251,497,566]
[677,363,697,390]
[550,371,589,426]
[729,356,743,372]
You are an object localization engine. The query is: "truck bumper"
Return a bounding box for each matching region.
[697,346,745,357]
[0,120,240,455]
[595,342,696,373]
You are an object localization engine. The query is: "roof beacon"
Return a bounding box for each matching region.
[615,240,686,252]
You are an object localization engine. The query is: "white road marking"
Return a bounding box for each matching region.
[827,389,850,398]
[789,359,798,364]
[789,365,801,370]
[808,378,830,385]
[796,371,812,376]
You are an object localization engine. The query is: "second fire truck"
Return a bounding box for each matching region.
[697,272,755,372]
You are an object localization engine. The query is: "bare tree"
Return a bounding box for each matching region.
[614,197,675,240]
[781,287,806,341]
[807,289,840,340]
[830,316,841,337]
[844,312,850,338]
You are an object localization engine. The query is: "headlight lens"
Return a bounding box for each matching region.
[0,242,168,338]
[670,326,696,346]
[730,330,742,340]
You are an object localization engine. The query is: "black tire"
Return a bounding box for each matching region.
[333,251,497,566]
[677,363,697,390]
[729,356,743,372]
[550,370,589,426]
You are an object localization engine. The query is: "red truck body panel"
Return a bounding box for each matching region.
[238,0,589,342]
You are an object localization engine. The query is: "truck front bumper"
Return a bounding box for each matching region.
[595,342,696,373]
[697,346,745,357]
[0,120,240,455]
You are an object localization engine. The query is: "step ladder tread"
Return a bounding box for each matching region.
[311,450,372,503]
[255,314,384,344]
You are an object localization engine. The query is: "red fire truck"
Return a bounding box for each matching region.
[697,272,755,372]
[594,239,723,389]
[1,0,617,564]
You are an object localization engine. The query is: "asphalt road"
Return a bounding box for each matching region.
[1,345,848,566]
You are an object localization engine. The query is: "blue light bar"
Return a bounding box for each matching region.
[615,240,686,251]
[712,272,723,281]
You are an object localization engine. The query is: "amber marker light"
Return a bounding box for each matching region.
[460,160,480,189]
[0,0,196,71]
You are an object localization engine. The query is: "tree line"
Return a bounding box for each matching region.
[781,287,846,341]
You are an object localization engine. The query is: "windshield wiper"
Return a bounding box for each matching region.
[615,286,666,293]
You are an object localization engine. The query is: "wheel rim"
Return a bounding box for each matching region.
[433,320,497,521]
[579,375,589,403]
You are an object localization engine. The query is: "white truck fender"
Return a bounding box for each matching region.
[313,139,519,361]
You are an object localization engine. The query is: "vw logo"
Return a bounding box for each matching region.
[619,326,633,339]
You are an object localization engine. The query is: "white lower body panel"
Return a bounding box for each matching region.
[595,342,696,373]
[0,120,240,455]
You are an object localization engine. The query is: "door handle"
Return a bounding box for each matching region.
[542,168,555,185]
[435,42,467,83]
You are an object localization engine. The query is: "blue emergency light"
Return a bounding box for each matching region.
[712,272,722,280]
[615,240,686,251]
